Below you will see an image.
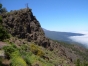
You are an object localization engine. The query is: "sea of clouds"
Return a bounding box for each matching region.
[69,31,88,48]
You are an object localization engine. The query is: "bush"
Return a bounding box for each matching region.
[1,7,7,13]
[0,16,10,41]
[0,3,7,14]
[3,43,17,57]
[20,44,28,51]
[37,49,44,57]
[11,57,27,66]
[10,51,20,58]
[29,44,44,57]
[10,51,27,66]
[0,27,10,40]
[75,59,80,66]
[25,54,39,65]
[24,54,31,65]
[83,61,88,66]
[0,8,9,40]
[0,16,2,23]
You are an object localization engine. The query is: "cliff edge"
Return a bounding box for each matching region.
[1,8,50,48]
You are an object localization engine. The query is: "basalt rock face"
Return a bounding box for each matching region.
[1,8,50,48]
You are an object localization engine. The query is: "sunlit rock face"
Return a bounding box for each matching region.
[1,8,50,48]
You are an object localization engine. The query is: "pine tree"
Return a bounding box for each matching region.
[0,3,7,14]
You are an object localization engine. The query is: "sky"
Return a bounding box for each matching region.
[0,0,88,47]
[0,0,88,32]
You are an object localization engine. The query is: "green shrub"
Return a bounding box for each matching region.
[37,49,44,57]
[20,44,28,51]
[3,46,16,56]
[0,3,7,14]
[81,61,88,66]
[29,44,44,57]
[75,59,88,66]
[24,54,31,65]
[0,16,2,24]
[0,27,10,40]
[10,51,27,66]
[75,59,81,66]
[25,54,39,64]
[3,43,17,57]
[10,42,17,48]
[0,16,10,41]
[10,51,20,57]
[0,57,3,66]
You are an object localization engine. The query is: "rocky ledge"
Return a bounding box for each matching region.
[1,8,50,48]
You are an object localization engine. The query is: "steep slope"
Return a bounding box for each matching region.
[1,8,50,48]
[0,8,88,66]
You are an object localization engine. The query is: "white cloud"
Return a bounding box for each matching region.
[69,31,88,48]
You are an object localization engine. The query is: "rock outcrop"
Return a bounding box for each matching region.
[1,8,50,48]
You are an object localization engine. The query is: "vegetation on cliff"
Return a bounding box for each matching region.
[0,3,7,14]
[0,3,88,66]
[0,15,10,41]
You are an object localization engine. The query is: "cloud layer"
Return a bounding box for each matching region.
[69,31,88,48]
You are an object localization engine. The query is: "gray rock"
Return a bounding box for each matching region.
[1,8,50,48]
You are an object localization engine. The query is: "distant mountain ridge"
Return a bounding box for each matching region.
[43,28,84,42]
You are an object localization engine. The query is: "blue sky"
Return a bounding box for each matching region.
[0,0,88,32]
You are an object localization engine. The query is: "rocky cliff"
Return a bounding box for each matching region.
[1,8,88,66]
[1,8,50,48]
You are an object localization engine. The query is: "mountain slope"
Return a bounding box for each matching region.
[0,7,88,66]
[1,8,50,48]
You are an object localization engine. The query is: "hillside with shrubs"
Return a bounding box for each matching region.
[0,3,88,66]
